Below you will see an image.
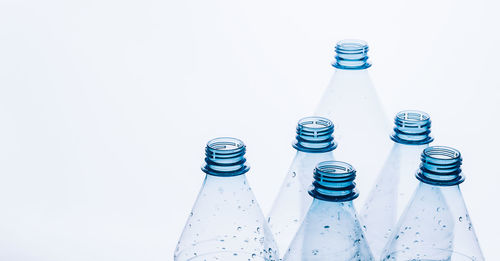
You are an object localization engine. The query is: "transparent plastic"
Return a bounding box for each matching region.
[315,40,390,202]
[174,138,279,261]
[283,161,374,261]
[360,110,433,258]
[381,146,484,261]
[267,117,336,257]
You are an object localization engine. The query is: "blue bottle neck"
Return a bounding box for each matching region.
[416,146,464,186]
[292,116,337,153]
[391,110,433,145]
[332,39,371,70]
[201,137,250,177]
[309,161,358,202]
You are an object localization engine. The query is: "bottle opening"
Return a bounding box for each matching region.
[207,137,244,152]
[333,39,371,70]
[202,137,249,177]
[309,161,358,202]
[316,161,353,175]
[416,146,464,186]
[391,110,433,145]
[293,116,337,153]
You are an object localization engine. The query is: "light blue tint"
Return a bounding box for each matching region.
[268,117,336,257]
[360,110,433,258]
[332,39,371,70]
[315,40,390,205]
[174,138,279,261]
[381,146,484,261]
[283,161,374,261]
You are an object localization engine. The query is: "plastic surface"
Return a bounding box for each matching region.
[360,110,433,258]
[381,147,484,261]
[283,161,374,261]
[315,40,390,206]
[268,117,335,257]
[174,138,279,261]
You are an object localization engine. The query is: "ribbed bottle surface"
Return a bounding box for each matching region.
[201,137,249,176]
[309,161,358,202]
[332,39,371,70]
[391,110,433,145]
[292,116,337,153]
[416,146,464,186]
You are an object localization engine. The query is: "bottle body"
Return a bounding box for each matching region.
[175,174,278,261]
[381,146,484,261]
[174,137,279,261]
[284,161,374,261]
[315,63,390,205]
[284,200,373,261]
[268,151,334,256]
[381,183,484,261]
[360,143,428,257]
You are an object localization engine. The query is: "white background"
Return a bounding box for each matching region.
[1,0,499,260]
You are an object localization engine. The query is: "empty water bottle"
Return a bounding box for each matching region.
[268,117,336,257]
[174,137,279,261]
[360,110,433,257]
[315,39,390,202]
[381,146,484,261]
[283,161,374,261]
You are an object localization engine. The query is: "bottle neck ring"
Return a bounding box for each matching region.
[391,110,434,145]
[309,161,358,202]
[201,137,250,177]
[332,39,371,70]
[416,146,464,186]
[292,116,337,153]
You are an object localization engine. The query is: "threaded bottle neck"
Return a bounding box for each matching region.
[391,110,433,145]
[332,39,371,70]
[201,137,250,177]
[416,146,464,186]
[292,116,337,153]
[309,161,358,202]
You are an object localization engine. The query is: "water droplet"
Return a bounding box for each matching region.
[256,227,261,233]
[237,226,242,231]
[292,172,297,177]
[324,225,330,229]
[459,216,463,222]
[233,253,238,256]
[312,249,319,255]
[189,212,193,217]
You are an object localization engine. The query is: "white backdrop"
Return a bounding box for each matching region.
[0,0,499,260]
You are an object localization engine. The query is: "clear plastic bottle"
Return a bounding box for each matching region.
[174,137,279,261]
[315,39,390,202]
[267,117,336,257]
[283,161,374,261]
[360,110,434,258]
[381,146,484,261]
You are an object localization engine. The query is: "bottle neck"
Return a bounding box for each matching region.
[293,116,337,153]
[416,146,464,186]
[202,137,250,177]
[391,110,433,145]
[332,39,371,70]
[309,161,358,202]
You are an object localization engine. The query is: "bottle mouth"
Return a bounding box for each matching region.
[416,146,464,186]
[292,116,337,153]
[391,110,433,145]
[202,137,250,176]
[332,39,371,70]
[309,161,358,202]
